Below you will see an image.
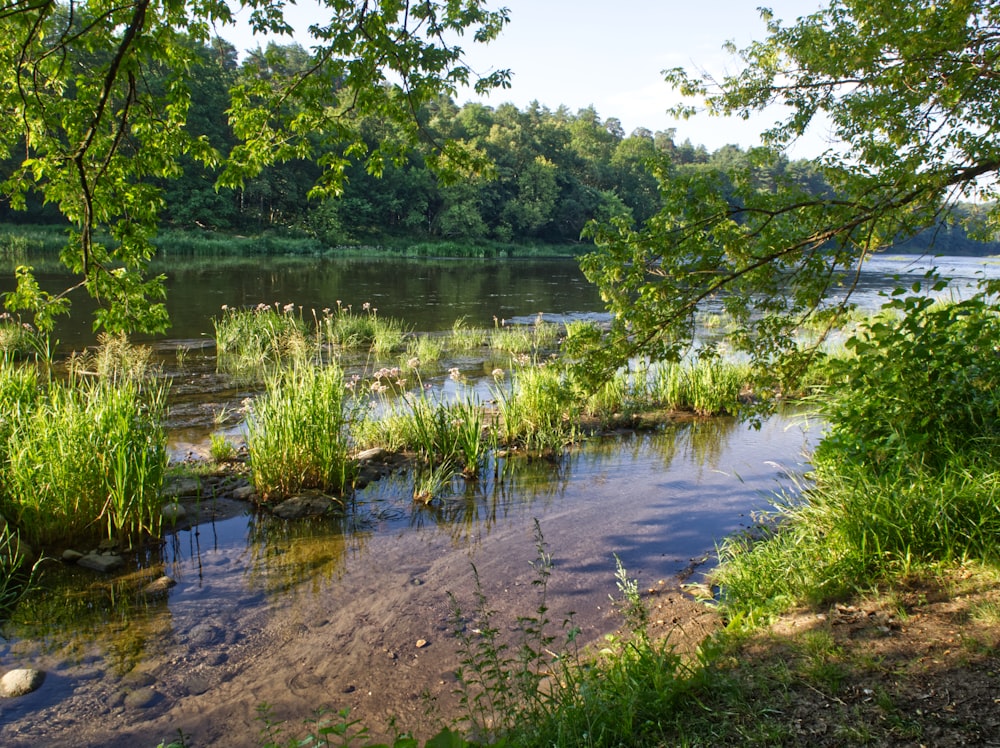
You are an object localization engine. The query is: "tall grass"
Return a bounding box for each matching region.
[319,301,407,355]
[495,362,581,453]
[0,372,168,545]
[214,303,309,378]
[245,361,355,501]
[650,358,750,416]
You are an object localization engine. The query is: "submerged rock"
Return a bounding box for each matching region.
[0,668,45,698]
[161,502,188,524]
[270,492,343,519]
[77,552,124,573]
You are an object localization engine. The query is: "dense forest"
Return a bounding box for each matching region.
[1,38,996,256]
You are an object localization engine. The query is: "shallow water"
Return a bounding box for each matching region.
[0,415,814,746]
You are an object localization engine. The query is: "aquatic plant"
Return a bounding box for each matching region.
[490,313,559,357]
[494,361,581,453]
[449,316,489,351]
[319,301,407,355]
[245,361,355,501]
[0,374,168,544]
[214,303,309,378]
[650,357,750,416]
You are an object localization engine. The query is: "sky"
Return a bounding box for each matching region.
[223,0,830,156]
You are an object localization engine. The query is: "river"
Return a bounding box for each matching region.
[0,252,996,746]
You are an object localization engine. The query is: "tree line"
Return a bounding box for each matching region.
[5,36,989,254]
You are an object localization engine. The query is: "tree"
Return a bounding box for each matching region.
[0,0,509,332]
[578,0,1000,392]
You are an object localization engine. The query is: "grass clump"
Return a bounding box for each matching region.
[495,361,581,453]
[214,303,309,378]
[319,301,407,355]
[245,361,355,501]
[0,367,168,546]
[650,357,750,416]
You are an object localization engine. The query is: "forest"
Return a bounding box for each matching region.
[1,37,994,256]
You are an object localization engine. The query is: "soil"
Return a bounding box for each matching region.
[712,569,1000,746]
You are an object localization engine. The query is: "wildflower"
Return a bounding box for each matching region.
[362,302,371,311]
[221,304,229,311]
[448,367,462,381]
[406,357,420,369]
[283,303,295,314]
[491,368,505,381]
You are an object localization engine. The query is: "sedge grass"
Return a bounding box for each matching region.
[494,361,581,453]
[650,357,750,416]
[0,375,168,545]
[449,316,489,351]
[214,303,309,378]
[244,361,355,501]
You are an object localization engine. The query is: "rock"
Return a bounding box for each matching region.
[143,576,176,599]
[77,552,124,573]
[61,549,84,563]
[0,668,45,698]
[161,502,188,524]
[160,476,202,500]
[123,686,160,709]
[415,639,428,649]
[232,484,256,501]
[270,492,342,519]
[355,447,387,463]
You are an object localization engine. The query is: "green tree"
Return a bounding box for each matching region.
[579,0,1000,392]
[0,0,509,332]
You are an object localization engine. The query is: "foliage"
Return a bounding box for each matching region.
[245,361,354,501]
[0,368,167,545]
[0,0,510,332]
[578,0,1000,394]
[815,286,1000,472]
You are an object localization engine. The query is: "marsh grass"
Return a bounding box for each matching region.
[490,313,560,357]
[245,362,355,501]
[0,521,42,617]
[319,302,407,355]
[494,362,581,453]
[449,316,489,351]
[650,358,750,416]
[214,303,309,378]
[404,334,446,366]
[0,374,168,545]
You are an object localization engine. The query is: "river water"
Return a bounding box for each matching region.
[0,252,996,746]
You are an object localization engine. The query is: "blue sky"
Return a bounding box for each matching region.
[455,0,829,155]
[224,1,829,156]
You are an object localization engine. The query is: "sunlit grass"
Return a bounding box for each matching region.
[0,371,168,545]
[245,361,355,501]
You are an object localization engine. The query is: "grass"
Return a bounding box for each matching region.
[494,361,581,453]
[0,365,168,546]
[214,303,309,378]
[244,361,355,501]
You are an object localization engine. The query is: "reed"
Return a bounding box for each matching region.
[449,316,489,351]
[0,375,168,545]
[245,361,354,501]
[650,358,750,416]
[214,303,309,378]
[494,361,581,453]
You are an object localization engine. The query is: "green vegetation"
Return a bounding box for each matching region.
[0,358,167,546]
[245,361,355,501]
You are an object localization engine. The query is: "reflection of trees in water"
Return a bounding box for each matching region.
[243,510,373,597]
